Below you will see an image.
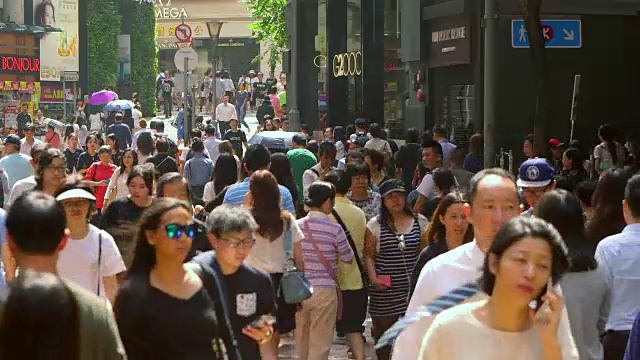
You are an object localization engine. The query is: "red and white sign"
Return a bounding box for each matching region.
[175,24,192,41]
[1,55,40,74]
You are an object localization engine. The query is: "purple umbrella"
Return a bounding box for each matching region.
[87,90,118,105]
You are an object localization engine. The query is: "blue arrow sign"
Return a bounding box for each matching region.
[512,19,582,49]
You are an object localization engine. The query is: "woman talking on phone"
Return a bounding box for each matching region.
[419,216,574,360]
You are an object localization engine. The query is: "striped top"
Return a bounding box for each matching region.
[297,211,354,288]
[222,177,297,216]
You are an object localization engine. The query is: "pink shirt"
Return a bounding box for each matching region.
[269,94,281,114]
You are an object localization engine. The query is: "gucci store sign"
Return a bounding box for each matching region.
[429,15,471,68]
[333,51,362,78]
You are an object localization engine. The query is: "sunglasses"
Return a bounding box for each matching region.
[164,223,198,239]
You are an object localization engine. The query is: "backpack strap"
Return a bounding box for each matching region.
[332,210,368,285]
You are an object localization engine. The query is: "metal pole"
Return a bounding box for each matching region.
[288,0,300,131]
[483,0,497,167]
[212,56,217,128]
[62,77,67,120]
[73,82,77,121]
[184,57,189,145]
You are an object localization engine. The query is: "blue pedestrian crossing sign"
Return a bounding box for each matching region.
[512,19,582,49]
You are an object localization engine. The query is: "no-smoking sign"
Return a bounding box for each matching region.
[175,24,192,41]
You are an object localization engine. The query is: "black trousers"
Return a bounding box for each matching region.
[163,94,172,117]
[603,330,631,360]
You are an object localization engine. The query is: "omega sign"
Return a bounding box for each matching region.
[155,0,188,19]
[1,55,40,74]
[333,51,362,77]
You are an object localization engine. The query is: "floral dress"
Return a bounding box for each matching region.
[346,190,381,222]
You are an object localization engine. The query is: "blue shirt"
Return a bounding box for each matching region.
[184,153,214,186]
[595,223,640,331]
[0,153,34,189]
[223,177,296,216]
[106,122,132,151]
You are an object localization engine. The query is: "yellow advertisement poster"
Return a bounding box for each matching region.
[34,0,79,81]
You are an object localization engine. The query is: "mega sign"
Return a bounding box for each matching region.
[1,55,40,74]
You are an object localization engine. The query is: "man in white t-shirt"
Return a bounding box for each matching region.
[131,104,142,130]
[203,125,224,164]
[19,123,43,157]
[393,168,578,360]
[215,95,238,136]
[412,139,443,214]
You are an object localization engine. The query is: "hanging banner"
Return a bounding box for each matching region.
[34,0,80,81]
[40,85,81,102]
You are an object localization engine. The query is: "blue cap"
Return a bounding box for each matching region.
[517,158,555,188]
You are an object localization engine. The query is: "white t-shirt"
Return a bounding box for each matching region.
[57,225,126,298]
[420,300,562,360]
[245,214,304,274]
[6,175,37,209]
[132,108,142,128]
[89,113,103,132]
[417,168,440,199]
[392,241,578,360]
[364,138,392,157]
[203,181,217,203]
[203,137,224,164]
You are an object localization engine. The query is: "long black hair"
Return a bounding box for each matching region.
[0,270,79,359]
[536,189,597,272]
[128,198,193,276]
[587,168,631,245]
[269,153,299,206]
[213,154,238,195]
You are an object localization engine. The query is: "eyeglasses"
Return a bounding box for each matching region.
[46,165,66,174]
[164,223,198,239]
[522,186,548,197]
[220,236,256,249]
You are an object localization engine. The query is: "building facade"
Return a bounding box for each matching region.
[291,0,406,136]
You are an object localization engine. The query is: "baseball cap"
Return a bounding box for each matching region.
[517,158,555,188]
[549,138,564,149]
[56,188,97,202]
[379,179,406,197]
[3,134,20,147]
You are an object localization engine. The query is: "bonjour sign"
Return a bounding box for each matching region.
[1,55,40,74]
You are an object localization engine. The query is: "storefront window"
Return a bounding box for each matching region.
[383,0,406,139]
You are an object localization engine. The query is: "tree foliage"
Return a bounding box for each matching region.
[244,0,288,74]
[130,3,159,116]
[521,0,550,157]
[86,0,121,92]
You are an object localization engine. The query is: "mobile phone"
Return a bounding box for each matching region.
[248,315,276,328]
[533,278,553,311]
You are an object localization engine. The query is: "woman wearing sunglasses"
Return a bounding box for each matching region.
[114,198,239,360]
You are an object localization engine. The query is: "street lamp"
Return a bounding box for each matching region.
[206,21,224,122]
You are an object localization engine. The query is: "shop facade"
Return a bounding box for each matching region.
[0,31,41,133]
[293,0,406,135]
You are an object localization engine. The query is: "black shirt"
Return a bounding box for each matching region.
[223,129,247,159]
[16,112,32,133]
[193,252,275,360]
[76,151,99,172]
[395,143,422,190]
[161,79,174,96]
[64,148,83,174]
[146,153,179,178]
[115,273,233,360]
[411,240,449,292]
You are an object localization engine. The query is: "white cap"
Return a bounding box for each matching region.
[55,188,96,202]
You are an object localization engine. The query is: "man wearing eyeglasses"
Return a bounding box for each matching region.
[192,205,278,360]
[517,158,556,216]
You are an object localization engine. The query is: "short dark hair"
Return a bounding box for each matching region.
[155,137,169,153]
[191,138,205,152]
[433,168,457,193]
[433,125,447,137]
[345,162,370,181]
[319,141,337,158]
[204,125,216,136]
[7,192,67,255]
[155,172,190,199]
[468,168,516,204]
[423,139,443,157]
[575,179,597,207]
[406,128,420,144]
[524,134,534,143]
[369,123,383,138]
[30,142,51,162]
[292,134,307,146]
[244,144,271,172]
[625,174,640,218]
[300,124,310,133]
[323,169,351,195]
[114,113,123,122]
[364,148,385,171]
[480,217,569,295]
[345,151,364,163]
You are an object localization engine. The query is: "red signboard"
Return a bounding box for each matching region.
[40,86,80,103]
[0,55,40,74]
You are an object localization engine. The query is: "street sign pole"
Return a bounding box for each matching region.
[63,76,67,120]
[181,15,190,145]
[569,74,581,141]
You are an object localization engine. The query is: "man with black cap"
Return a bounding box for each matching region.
[0,134,34,190]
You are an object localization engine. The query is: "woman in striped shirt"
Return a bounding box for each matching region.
[296,181,354,360]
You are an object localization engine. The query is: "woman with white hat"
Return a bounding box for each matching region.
[55,179,126,301]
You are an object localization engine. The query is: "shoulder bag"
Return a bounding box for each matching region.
[279,219,313,304]
[304,221,343,320]
[332,210,369,286]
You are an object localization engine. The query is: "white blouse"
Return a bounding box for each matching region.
[104,167,130,203]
